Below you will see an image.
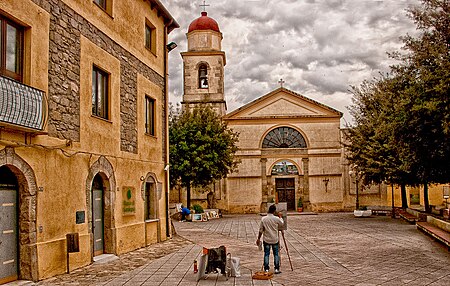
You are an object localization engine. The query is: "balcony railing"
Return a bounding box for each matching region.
[0,75,48,131]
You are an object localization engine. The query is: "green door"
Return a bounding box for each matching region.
[92,187,104,256]
[0,185,18,284]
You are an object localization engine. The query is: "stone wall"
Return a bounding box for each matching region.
[31,0,166,155]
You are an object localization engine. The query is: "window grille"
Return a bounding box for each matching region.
[262,127,307,148]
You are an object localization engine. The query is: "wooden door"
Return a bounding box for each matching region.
[276,178,296,210]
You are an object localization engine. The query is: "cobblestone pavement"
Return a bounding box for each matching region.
[8,213,450,286]
[175,213,450,286]
[9,235,191,286]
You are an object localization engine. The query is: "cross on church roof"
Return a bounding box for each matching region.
[200,0,210,11]
[278,78,285,88]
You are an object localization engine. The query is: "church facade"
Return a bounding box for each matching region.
[223,88,348,213]
[177,11,395,213]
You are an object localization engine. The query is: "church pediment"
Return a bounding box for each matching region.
[223,87,342,120]
[248,98,319,117]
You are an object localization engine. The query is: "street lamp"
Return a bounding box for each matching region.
[349,166,359,210]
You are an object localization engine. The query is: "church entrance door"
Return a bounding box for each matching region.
[276,178,295,211]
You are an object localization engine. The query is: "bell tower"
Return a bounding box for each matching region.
[181,11,227,116]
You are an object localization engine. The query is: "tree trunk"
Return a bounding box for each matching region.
[401,183,408,209]
[186,181,191,209]
[424,183,430,213]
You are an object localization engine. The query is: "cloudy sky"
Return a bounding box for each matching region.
[164,0,419,125]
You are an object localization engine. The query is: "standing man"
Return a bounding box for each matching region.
[256,204,284,274]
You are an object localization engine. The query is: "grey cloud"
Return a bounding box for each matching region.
[165,0,418,124]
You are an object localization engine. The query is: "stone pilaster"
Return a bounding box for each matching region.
[302,158,310,205]
[260,158,267,212]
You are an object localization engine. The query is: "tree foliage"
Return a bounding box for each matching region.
[169,105,239,207]
[345,0,450,210]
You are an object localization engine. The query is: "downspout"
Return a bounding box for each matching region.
[164,22,171,239]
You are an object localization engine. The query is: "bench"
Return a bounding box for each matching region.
[367,206,392,216]
[416,222,450,250]
[398,209,418,224]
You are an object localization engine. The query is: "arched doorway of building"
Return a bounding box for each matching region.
[91,174,105,256]
[86,156,116,259]
[0,148,38,281]
[0,166,19,284]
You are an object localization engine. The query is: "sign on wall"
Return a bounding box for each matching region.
[122,186,136,215]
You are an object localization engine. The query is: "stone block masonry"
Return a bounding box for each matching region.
[32,0,166,155]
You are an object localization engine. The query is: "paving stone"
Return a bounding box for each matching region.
[14,213,450,286]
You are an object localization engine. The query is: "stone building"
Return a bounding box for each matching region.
[175,11,395,214]
[0,0,178,283]
[223,87,345,213]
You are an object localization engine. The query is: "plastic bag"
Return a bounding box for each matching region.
[230,257,241,277]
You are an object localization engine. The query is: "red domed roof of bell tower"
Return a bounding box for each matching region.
[188,11,220,33]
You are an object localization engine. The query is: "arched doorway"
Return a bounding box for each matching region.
[0,147,38,282]
[86,156,116,258]
[271,161,300,211]
[91,174,105,256]
[0,166,19,284]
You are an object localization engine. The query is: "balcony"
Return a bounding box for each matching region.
[0,75,48,132]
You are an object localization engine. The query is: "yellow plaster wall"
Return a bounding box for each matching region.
[79,35,121,154]
[311,202,343,212]
[137,74,164,160]
[421,184,447,206]
[308,155,342,175]
[145,221,159,245]
[385,184,449,208]
[37,234,91,279]
[37,238,65,279]
[116,222,145,255]
[112,163,166,243]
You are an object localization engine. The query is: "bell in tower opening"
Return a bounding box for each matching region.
[199,64,208,88]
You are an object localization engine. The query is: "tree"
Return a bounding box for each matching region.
[346,76,411,208]
[392,0,450,211]
[169,105,239,208]
[346,0,450,211]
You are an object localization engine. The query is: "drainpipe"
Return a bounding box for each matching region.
[163,23,171,239]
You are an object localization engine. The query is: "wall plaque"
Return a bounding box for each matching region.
[122,186,136,216]
[76,211,85,224]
